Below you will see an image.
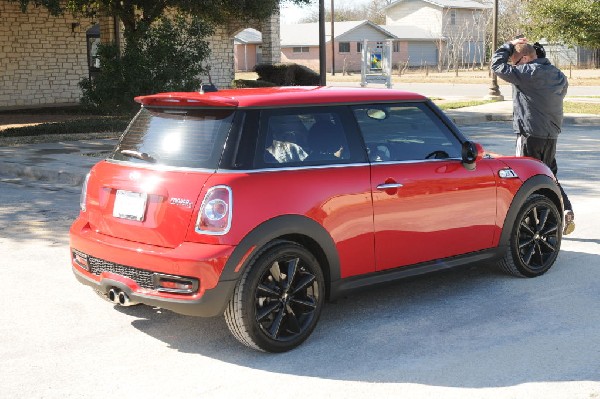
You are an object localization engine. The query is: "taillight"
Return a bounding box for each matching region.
[80,173,90,212]
[196,185,232,235]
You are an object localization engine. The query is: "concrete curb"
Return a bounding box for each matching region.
[449,113,600,126]
[449,112,513,125]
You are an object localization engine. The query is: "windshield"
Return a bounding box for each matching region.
[110,107,235,169]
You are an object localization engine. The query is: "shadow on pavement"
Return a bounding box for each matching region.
[119,252,600,387]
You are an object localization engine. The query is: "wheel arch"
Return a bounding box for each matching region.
[219,215,340,299]
[499,174,563,248]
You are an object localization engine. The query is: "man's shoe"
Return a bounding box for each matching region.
[564,210,575,235]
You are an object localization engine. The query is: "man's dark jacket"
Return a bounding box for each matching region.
[491,43,568,138]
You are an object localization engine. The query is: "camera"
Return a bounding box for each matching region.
[514,35,546,58]
[533,42,546,58]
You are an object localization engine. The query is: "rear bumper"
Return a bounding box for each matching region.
[72,266,236,317]
[70,219,237,317]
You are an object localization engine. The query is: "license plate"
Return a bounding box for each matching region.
[113,190,148,221]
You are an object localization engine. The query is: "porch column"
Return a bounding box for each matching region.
[260,10,281,65]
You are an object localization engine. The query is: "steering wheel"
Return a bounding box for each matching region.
[425,150,449,160]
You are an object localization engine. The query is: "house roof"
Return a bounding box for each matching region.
[234,28,262,44]
[379,25,444,40]
[385,0,491,10]
[280,20,395,47]
[236,20,445,48]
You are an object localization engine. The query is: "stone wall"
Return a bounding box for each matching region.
[202,25,237,88]
[1,2,280,107]
[0,2,93,108]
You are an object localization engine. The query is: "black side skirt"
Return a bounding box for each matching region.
[329,247,502,300]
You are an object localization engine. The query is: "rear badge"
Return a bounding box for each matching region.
[170,198,193,208]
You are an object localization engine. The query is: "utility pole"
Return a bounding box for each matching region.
[319,0,327,85]
[486,0,503,100]
[331,0,335,75]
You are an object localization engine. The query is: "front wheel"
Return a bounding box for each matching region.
[224,241,325,352]
[498,194,562,277]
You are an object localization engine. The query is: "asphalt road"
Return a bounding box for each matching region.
[1,121,599,398]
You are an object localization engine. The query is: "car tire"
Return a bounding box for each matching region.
[498,194,562,277]
[224,240,325,352]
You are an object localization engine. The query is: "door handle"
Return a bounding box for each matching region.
[376,183,403,190]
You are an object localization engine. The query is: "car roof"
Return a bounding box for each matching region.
[135,86,428,108]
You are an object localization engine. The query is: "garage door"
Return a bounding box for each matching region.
[408,42,437,66]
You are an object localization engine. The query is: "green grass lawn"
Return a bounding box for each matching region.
[563,101,600,114]
[434,100,496,110]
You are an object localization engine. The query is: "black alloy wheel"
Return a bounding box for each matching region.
[499,194,562,277]
[255,255,320,342]
[225,241,325,352]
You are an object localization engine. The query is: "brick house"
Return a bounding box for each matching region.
[0,2,281,109]
[234,0,489,74]
[385,0,491,67]
[280,20,400,73]
[277,21,444,72]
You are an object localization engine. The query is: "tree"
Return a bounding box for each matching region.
[299,0,391,24]
[496,0,529,44]
[79,14,212,113]
[523,0,600,49]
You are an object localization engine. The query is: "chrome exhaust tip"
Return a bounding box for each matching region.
[117,291,137,306]
[108,288,119,303]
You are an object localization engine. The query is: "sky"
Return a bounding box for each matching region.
[279,0,372,24]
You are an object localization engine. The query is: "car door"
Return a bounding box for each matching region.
[352,103,498,271]
[228,106,376,279]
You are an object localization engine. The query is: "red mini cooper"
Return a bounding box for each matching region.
[70,86,563,352]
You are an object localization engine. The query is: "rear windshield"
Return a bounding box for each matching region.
[110,107,235,169]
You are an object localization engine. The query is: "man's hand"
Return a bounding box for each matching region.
[510,37,528,46]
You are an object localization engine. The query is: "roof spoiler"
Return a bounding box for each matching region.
[134,90,238,108]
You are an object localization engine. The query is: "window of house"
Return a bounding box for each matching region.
[339,42,350,53]
[450,10,456,25]
[357,42,363,53]
[292,47,309,53]
[393,41,400,53]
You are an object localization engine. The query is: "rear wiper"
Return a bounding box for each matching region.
[120,149,157,163]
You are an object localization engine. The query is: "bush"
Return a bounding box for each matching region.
[79,14,213,114]
[232,79,277,88]
[254,63,320,86]
[293,64,322,85]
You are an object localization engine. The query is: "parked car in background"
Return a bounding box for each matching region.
[70,86,564,352]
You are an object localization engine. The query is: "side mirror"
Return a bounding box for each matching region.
[462,141,483,171]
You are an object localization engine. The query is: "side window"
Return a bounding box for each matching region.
[351,103,462,162]
[257,107,363,168]
[263,113,310,164]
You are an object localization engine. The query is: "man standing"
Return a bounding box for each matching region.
[491,37,575,235]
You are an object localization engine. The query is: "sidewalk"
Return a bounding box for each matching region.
[1,100,599,187]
